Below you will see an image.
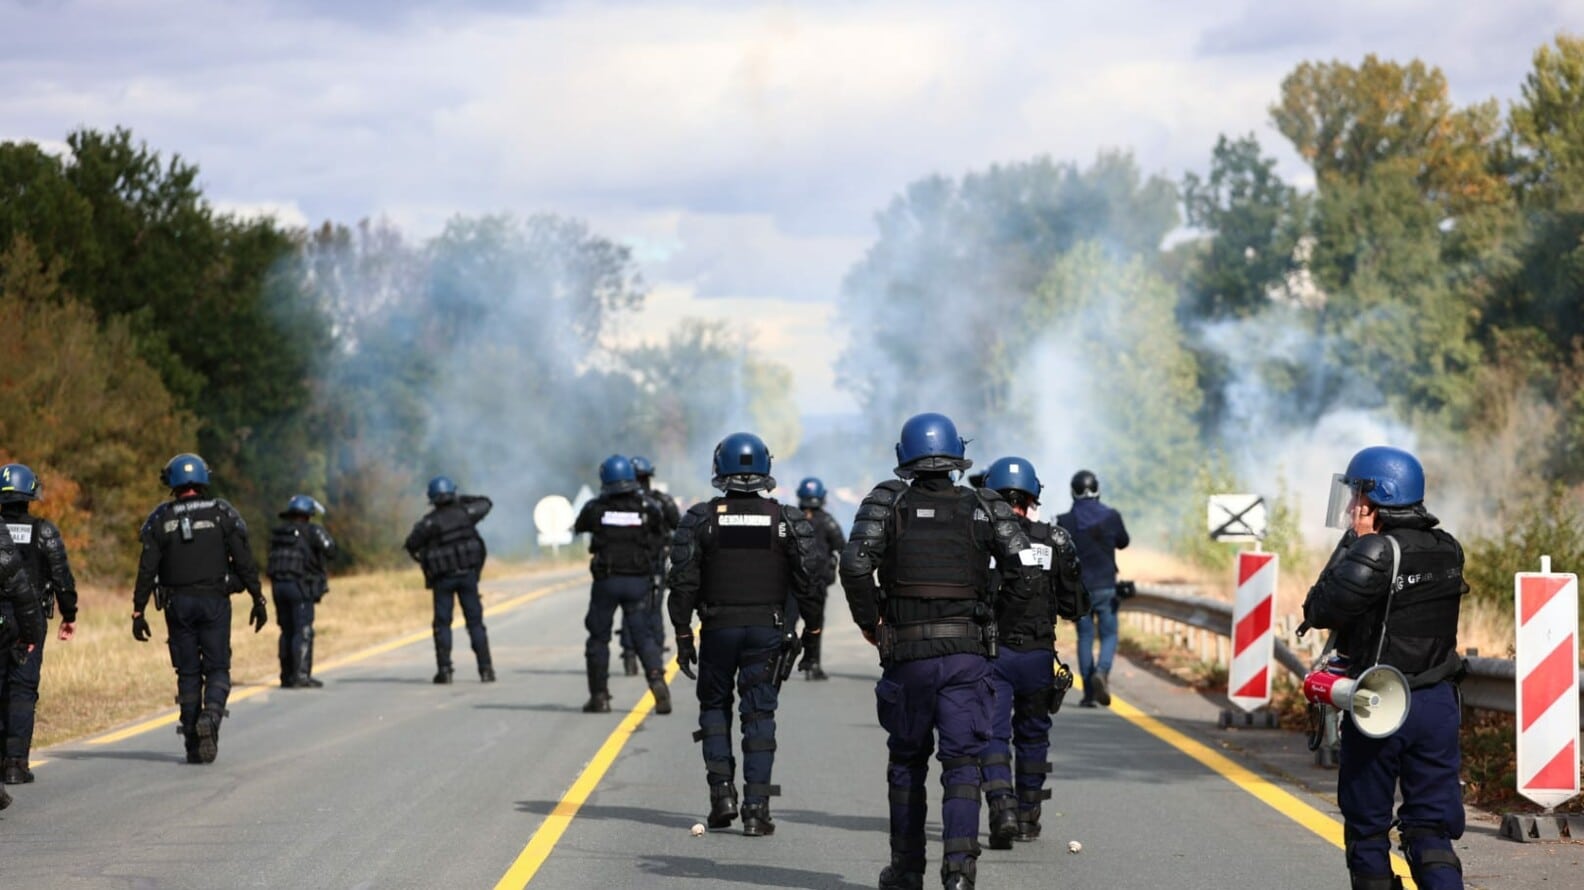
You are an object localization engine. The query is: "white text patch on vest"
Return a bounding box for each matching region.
[6,523,31,545]
[601,512,644,527]
[719,514,773,527]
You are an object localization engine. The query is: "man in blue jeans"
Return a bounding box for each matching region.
[1056,470,1128,707]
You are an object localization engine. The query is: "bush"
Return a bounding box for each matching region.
[1463,486,1584,643]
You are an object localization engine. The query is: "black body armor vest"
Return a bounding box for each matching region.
[700,496,789,608]
[1349,527,1465,680]
[881,487,986,600]
[5,518,48,596]
[590,496,654,576]
[157,499,232,592]
[421,504,486,578]
[267,524,314,579]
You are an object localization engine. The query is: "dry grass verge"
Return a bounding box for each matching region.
[28,559,573,752]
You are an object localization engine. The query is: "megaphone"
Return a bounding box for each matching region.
[1302,660,1411,738]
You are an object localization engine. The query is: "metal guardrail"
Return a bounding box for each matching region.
[1121,583,1584,729]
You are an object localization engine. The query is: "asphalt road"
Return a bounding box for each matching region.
[3,567,1578,889]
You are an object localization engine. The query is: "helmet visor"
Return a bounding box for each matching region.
[1325,473,1359,530]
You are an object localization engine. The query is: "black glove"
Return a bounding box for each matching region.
[132,614,152,642]
[676,635,698,680]
[249,597,268,633]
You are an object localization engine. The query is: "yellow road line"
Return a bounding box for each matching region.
[1106,692,1418,888]
[71,575,582,749]
[494,658,683,889]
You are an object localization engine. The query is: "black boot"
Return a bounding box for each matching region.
[1016,803,1042,840]
[802,636,828,680]
[878,859,925,890]
[194,709,221,764]
[987,797,1019,850]
[475,643,494,683]
[941,857,976,890]
[741,801,775,837]
[480,665,497,683]
[707,784,739,829]
[621,651,639,676]
[2,758,33,785]
[0,782,10,810]
[647,670,672,715]
[582,691,612,713]
[434,644,454,684]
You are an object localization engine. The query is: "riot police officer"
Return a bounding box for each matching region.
[405,476,494,684]
[976,457,1084,849]
[573,455,671,714]
[0,467,44,803]
[840,413,1042,890]
[668,432,821,837]
[794,476,845,681]
[617,455,680,677]
[0,463,78,785]
[131,453,268,764]
[267,494,336,689]
[1301,447,1468,890]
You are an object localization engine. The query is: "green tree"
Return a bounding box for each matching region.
[1272,56,1514,417]
[0,235,198,577]
[1181,133,1304,320]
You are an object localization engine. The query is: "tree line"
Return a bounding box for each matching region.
[4,37,1582,595]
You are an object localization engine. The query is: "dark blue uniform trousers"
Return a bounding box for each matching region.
[876,652,992,873]
[618,578,667,657]
[696,625,782,806]
[587,575,664,681]
[272,578,316,684]
[433,573,490,670]
[165,594,232,733]
[1339,681,1465,889]
[0,601,44,761]
[983,645,1054,818]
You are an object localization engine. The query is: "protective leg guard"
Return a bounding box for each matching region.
[1349,873,1402,890]
[741,801,776,837]
[941,856,977,890]
[1401,826,1463,889]
[647,670,672,715]
[622,651,639,676]
[707,782,739,829]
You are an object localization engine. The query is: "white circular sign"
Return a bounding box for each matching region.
[533,495,575,535]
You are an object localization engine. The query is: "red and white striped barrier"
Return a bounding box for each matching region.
[1229,550,1277,713]
[1515,557,1580,809]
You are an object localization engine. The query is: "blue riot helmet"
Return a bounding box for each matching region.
[0,464,39,503]
[599,454,640,494]
[161,453,210,490]
[796,476,826,509]
[1325,446,1425,529]
[893,412,971,478]
[983,456,1042,505]
[1071,470,1100,500]
[279,494,324,519]
[712,432,775,493]
[630,456,656,479]
[427,475,458,505]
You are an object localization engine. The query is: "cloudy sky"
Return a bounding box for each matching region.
[4,0,1580,413]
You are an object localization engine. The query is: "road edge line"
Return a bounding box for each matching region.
[493,659,683,889]
[1107,692,1418,888]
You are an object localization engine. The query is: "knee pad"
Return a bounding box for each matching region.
[1399,826,1462,885]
